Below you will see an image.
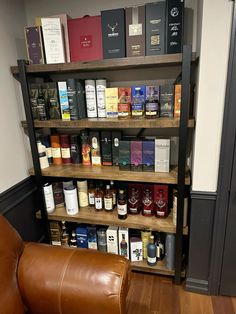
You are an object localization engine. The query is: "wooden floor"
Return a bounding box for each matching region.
[126,272,236,314]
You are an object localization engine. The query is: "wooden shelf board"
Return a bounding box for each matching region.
[29,165,191,185]
[21,118,195,129]
[36,206,188,235]
[11,53,197,75]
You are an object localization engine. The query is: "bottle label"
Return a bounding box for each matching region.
[104,198,113,210]
[46,147,52,158]
[61,148,71,158]
[157,246,160,258]
[112,192,116,205]
[52,147,61,158]
[132,103,143,115]
[143,209,152,215]
[79,191,89,207]
[117,204,127,215]
[95,197,102,209]
[146,102,158,111]
[89,192,95,205]
[156,210,165,217]
[147,256,156,264]
[129,207,138,214]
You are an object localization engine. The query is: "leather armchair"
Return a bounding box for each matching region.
[0,215,130,314]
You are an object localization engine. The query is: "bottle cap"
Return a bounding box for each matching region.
[106,185,110,190]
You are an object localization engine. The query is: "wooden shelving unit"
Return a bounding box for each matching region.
[21,117,195,129]
[29,164,191,185]
[36,206,188,235]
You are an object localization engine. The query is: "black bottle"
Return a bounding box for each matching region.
[117,189,127,220]
[147,235,157,266]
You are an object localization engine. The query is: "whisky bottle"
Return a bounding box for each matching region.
[128,187,140,215]
[70,230,77,248]
[95,186,103,211]
[88,181,95,207]
[142,189,154,217]
[120,234,128,257]
[156,233,165,261]
[61,221,69,247]
[155,189,168,218]
[117,189,127,220]
[147,235,157,266]
[145,86,160,119]
[37,86,48,120]
[110,180,117,208]
[104,185,113,211]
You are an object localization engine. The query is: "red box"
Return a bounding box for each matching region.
[68,16,103,62]
[154,185,169,218]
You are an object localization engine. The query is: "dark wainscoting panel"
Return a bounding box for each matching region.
[0,177,44,242]
[185,190,217,294]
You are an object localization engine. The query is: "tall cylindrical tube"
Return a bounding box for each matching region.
[85,80,97,118]
[96,79,107,118]
[64,185,79,215]
[43,183,55,214]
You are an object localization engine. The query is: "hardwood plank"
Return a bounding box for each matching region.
[36,206,188,235]
[29,164,191,185]
[212,296,235,314]
[11,53,197,75]
[21,117,195,129]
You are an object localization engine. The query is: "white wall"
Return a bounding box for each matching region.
[192,0,233,192]
[0,0,30,193]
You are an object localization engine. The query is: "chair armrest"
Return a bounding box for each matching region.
[18,243,130,314]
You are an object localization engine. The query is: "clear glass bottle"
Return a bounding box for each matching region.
[117,189,127,220]
[142,189,154,217]
[104,185,113,211]
[147,235,157,266]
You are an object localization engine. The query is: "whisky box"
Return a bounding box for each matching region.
[125,5,145,57]
[67,78,79,120]
[142,140,155,172]
[146,2,166,56]
[131,86,146,118]
[87,226,98,250]
[166,0,184,54]
[105,88,118,118]
[170,136,179,166]
[106,226,118,255]
[155,139,170,173]
[118,227,129,259]
[89,131,101,166]
[118,87,131,119]
[29,83,40,119]
[80,130,91,166]
[101,131,112,166]
[58,81,70,120]
[76,80,87,119]
[119,141,131,171]
[41,18,66,64]
[112,131,122,166]
[154,185,169,217]
[101,8,126,59]
[130,237,143,262]
[46,82,61,120]
[145,85,160,117]
[24,26,45,64]
[128,183,142,214]
[76,225,88,248]
[70,134,81,164]
[131,141,142,171]
[68,16,102,62]
[174,84,181,117]
[160,84,174,117]
[85,80,97,118]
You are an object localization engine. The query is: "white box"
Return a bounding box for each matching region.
[130,237,143,262]
[118,227,129,259]
[41,17,66,64]
[155,139,170,173]
[106,226,118,255]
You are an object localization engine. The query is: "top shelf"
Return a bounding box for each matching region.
[11,53,197,75]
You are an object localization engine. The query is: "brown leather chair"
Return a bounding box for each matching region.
[0,215,130,314]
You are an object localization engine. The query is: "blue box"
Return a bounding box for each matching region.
[76,225,88,248]
[131,86,146,118]
[87,226,98,250]
[142,140,155,172]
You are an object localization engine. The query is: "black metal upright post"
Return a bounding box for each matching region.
[17,59,50,243]
[174,45,192,284]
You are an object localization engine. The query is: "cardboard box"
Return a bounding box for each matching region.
[146,2,166,55]
[105,88,118,118]
[68,16,102,62]
[24,26,45,64]
[106,226,118,254]
[76,225,88,248]
[128,183,142,214]
[87,226,98,250]
[58,81,70,120]
[130,237,143,262]
[118,87,131,119]
[142,140,155,172]
[112,131,122,166]
[125,5,145,57]
[118,227,129,259]
[160,84,174,118]
[119,141,131,171]
[101,8,126,59]
[131,141,142,171]
[154,184,169,218]
[101,131,112,166]
[155,139,170,172]
[89,131,101,166]
[174,84,181,117]
[131,86,146,118]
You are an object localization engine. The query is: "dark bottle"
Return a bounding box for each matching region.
[155,189,168,218]
[128,187,140,215]
[156,232,165,261]
[145,86,160,119]
[147,235,157,266]
[88,181,95,207]
[142,189,154,217]
[104,185,113,211]
[37,86,48,120]
[110,180,116,208]
[70,230,77,248]
[120,234,128,257]
[97,228,107,252]
[117,189,127,220]
[95,186,103,211]
[61,220,69,247]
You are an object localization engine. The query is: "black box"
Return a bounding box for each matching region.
[101,8,126,59]
[160,84,174,117]
[119,141,131,171]
[146,2,166,56]
[166,0,184,54]
[101,131,112,166]
[112,131,122,166]
[76,79,87,119]
[67,78,79,120]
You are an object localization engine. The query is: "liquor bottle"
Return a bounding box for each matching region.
[145,86,160,119]
[88,181,95,207]
[117,189,127,220]
[165,233,175,270]
[60,134,72,164]
[70,230,77,248]
[61,221,69,247]
[147,235,157,266]
[120,233,128,257]
[155,188,169,218]
[95,186,103,211]
[128,187,140,215]
[141,230,152,259]
[37,85,48,120]
[104,185,113,212]
[110,180,116,208]
[156,232,165,261]
[97,228,107,252]
[142,189,154,217]
[131,86,145,119]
